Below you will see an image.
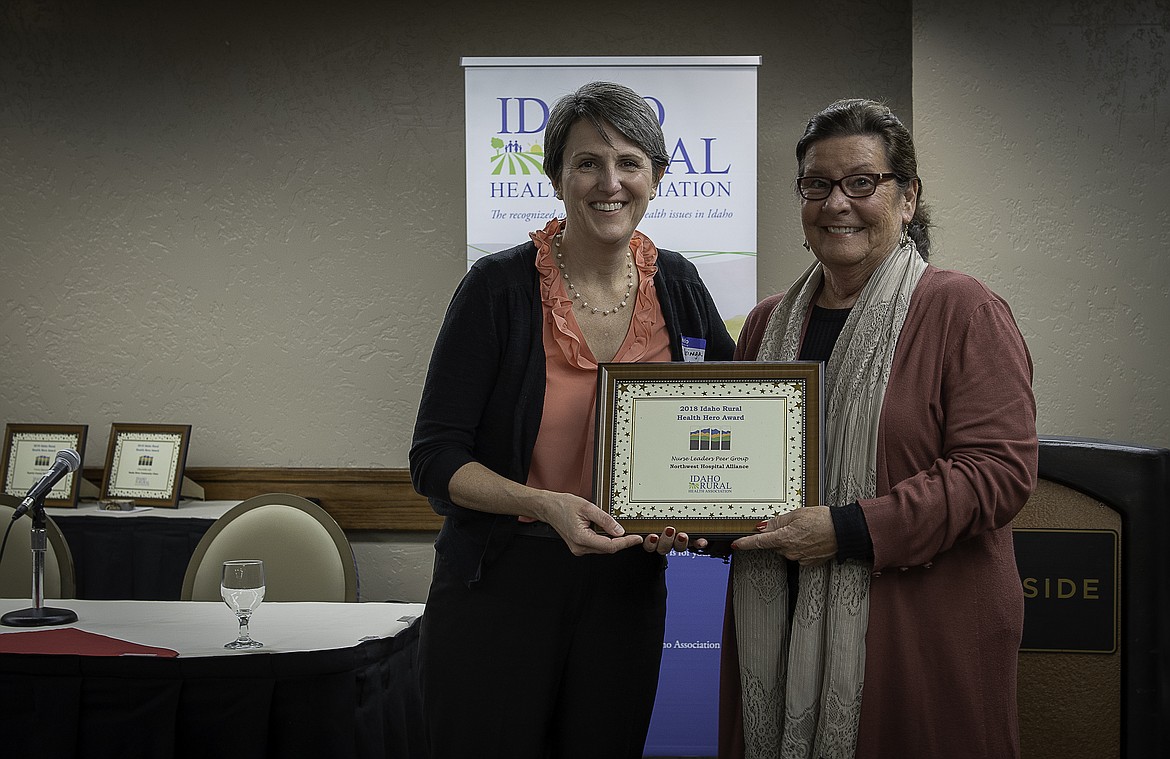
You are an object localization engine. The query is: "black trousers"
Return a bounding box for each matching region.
[419,535,668,759]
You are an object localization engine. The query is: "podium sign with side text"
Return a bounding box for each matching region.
[1014,528,1119,653]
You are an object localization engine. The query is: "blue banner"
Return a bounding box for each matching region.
[645,550,729,756]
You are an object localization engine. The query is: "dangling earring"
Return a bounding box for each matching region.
[900,224,909,247]
[802,240,811,251]
[555,189,562,200]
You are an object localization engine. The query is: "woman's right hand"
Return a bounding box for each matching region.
[448,462,643,555]
[534,491,645,556]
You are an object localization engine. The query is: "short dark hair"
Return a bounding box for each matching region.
[543,81,670,185]
[796,98,933,258]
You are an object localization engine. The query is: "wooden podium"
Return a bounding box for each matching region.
[1014,437,1168,759]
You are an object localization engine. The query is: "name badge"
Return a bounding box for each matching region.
[681,336,707,362]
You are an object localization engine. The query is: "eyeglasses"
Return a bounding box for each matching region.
[796,172,900,200]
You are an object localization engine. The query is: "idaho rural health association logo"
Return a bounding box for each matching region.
[689,473,731,493]
[489,138,545,176]
[482,97,555,199]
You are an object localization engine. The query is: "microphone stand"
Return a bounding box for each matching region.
[1,496,78,627]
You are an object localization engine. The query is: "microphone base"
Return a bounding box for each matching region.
[1,606,79,627]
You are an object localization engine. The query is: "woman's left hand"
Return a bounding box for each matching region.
[643,526,708,555]
[730,506,836,566]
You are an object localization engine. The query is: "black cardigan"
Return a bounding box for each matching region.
[409,240,735,583]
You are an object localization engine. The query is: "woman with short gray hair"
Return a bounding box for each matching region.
[411,80,733,758]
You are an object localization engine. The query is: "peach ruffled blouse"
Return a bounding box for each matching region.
[526,218,672,501]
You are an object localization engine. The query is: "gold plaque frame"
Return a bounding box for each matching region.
[593,361,822,537]
[0,424,89,508]
[101,423,192,508]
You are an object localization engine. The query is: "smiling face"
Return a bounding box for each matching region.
[553,118,663,252]
[800,134,917,278]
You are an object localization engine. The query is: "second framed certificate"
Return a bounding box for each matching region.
[100,423,192,508]
[594,361,822,537]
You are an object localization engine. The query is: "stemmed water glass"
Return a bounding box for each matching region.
[221,559,265,649]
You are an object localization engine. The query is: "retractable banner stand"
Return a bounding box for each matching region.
[462,56,760,756]
[462,56,760,339]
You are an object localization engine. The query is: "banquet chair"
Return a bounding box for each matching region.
[0,495,77,599]
[180,493,358,602]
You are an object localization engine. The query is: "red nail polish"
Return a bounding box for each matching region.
[756,521,768,531]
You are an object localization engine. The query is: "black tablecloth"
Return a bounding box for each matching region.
[53,516,213,600]
[0,616,424,759]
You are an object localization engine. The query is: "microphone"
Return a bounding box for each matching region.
[11,448,82,519]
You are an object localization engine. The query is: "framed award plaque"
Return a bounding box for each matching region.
[100,423,192,508]
[1,424,89,508]
[593,361,822,538]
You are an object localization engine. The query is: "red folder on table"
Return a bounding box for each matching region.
[0,627,178,657]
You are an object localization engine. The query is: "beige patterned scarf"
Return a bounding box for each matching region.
[733,240,926,758]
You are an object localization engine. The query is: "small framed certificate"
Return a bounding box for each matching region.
[101,423,192,508]
[594,361,822,537]
[1,424,89,508]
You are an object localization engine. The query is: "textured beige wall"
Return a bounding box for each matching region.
[914,0,1170,448]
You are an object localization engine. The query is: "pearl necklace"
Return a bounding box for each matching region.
[554,231,635,316]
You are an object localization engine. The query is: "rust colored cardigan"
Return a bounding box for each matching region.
[721,265,1038,759]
